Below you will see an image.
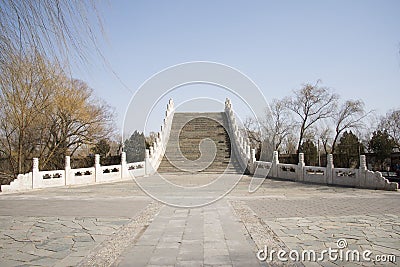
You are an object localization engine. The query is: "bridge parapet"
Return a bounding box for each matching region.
[145,99,175,175]
[1,153,145,192]
[253,152,398,191]
[224,98,255,171]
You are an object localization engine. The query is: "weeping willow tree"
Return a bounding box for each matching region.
[0,0,105,66]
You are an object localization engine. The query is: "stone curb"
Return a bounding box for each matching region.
[78,202,163,267]
[230,200,304,267]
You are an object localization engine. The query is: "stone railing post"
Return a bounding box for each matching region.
[145,149,151,176]
[94,154,101,182]
[225,98,231,112]
[249,148,256,174]
[65,156,71,185]
[358,154,367,188]
[246,145,250,161]
[32,158,40,189]
[272,151,279,177]
[169,98,174,110]
[121,152,128,179]
[297,153,305,182]
[326,154,333,185]
[251,149,256,164]
[359,155,367,171]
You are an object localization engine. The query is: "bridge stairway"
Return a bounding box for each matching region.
[157,112,242,174]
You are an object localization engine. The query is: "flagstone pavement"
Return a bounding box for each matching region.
[0,174,399,266]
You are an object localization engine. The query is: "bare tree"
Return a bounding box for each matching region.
[243,99,296,160]
[380,109,400,147]
[318,125,332,154]
[263,99,295,151]
[282,134,298,154]
[243,117,263,152]
[284,81,338,153]
[359,112,380,151]
[330,100,368,154]
[39,79,115,169]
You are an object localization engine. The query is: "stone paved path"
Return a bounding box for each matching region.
[0,175,399,266]
[115,200,262,267]
[0,216,131,266]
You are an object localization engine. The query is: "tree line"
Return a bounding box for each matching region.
[0,0,109,183]
[0,52,115,179]
[244,81,400,170]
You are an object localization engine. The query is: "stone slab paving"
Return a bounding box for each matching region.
[114,200,263,267]
[0,175,399,266]
[233,178,400,267]
[80,202,163,266]
[0,215,131,266]
[0,180,151,266]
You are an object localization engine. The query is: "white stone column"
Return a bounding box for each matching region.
[359,155,367,171]
[65,156,71,185]
[273,151,279,164]
[248,148,256,174]
[145,149,151,176]
[251,149,256,164]
[32,158,40,189]
[358,154,367,188]
[297,153,305,182]
[121,152,127,179]
[272,151,279,177]
[326,154,334,185]
[225,98,231,112]
[94,154,101,183]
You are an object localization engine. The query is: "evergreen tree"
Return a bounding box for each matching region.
[124,131,146,163]
[92,139,111,158]
[91,139,111,165]
[299,139,318,166]
[335,131,364,168]
[368,130,395,169]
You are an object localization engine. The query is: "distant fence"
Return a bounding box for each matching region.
[251,152,398,191]
[1,152,144,192]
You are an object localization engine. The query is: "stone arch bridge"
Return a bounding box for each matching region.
[1,99,398,192]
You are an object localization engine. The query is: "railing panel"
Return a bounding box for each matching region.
[253,161,272,177]
[127,162,145,177]
[37,170,65,187]
[99,164,121,182]
[331,167,357,187]
[1,173,32,192]
[365,170,398,190]
[303,166,326,184]
[277,163,297,180]
[72,167,95,185]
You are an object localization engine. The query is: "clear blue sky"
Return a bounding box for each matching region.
[73,0,400,134]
